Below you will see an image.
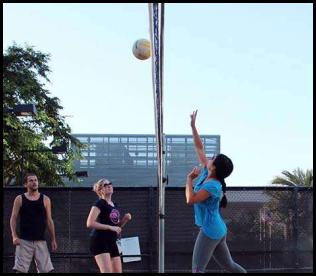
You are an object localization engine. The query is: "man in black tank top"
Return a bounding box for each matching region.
[10,172,57,273]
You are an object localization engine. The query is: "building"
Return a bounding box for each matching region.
[66,134,220,187]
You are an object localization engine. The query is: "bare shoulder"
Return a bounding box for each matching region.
[90,205,101,214]
[15,194,22,200]
[43,194,52,206]
[14,194,22,203]
[43,194,51,200]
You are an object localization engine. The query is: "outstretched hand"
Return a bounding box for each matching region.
[190,110,198,128]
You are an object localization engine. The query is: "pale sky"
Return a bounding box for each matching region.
[3,3,313,186]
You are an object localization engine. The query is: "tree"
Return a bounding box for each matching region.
[271,168,313,187]
[264,168,313,250]
[3,43,86,186]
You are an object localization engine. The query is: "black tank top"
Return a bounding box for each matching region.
[20,193,47,241]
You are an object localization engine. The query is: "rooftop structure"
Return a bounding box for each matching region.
[67,134,220,187]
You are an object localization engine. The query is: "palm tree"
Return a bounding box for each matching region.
[271,168,313,187]
[266,168,313,246]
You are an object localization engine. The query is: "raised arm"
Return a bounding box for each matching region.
[190,110,208,166]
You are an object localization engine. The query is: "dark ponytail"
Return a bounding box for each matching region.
[219,178,227,208]
[213,153,233,209]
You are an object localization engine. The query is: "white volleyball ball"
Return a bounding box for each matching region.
[132,39,151,60]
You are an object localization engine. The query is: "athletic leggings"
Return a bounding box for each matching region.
[192,230,247,273]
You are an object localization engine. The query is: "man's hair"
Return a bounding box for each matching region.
[23,172,38,184]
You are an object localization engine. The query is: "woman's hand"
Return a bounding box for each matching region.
[119,213,132,228]
[190,110,198,128]
[110,226,122,235]
[124,213,132,221]
[187,166,201,181]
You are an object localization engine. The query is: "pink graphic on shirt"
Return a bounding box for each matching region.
[109,209,120,224]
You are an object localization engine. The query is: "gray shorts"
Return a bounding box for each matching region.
[13,239,54,273]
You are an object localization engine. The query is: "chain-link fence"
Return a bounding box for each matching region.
[3,186,313,273]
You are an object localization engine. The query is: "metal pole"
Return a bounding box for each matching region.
[263,208,266,269]
[148,3,165,273]
[292,185,299,270]
[269,223,272,269]
[148,187,154,272]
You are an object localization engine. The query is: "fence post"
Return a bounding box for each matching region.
[68,189,72,273]
[292,186,299,270]
[148,187,154,272]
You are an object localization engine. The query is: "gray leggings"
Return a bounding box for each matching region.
[192,230,247,273]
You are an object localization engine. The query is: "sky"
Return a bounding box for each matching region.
[3,3,313,186]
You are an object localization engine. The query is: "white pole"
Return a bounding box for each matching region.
[148,3,165,273]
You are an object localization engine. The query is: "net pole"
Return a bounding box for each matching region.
[148,3,165,273]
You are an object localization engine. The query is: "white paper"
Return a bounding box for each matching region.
[117,236,141,263]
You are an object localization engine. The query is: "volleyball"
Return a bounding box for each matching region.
[132,39,151,60]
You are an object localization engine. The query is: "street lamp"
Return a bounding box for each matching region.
[6,104,37,116]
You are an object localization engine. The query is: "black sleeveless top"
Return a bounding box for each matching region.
[20,193,47,241]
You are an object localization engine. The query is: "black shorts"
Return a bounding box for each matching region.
[89,236,120,257]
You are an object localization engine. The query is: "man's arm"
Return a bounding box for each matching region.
[10,195,22,245]
[44,196,57,251]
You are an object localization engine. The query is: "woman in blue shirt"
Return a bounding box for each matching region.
[185,110,247,273]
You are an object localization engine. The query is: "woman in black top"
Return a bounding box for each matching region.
[86,178,132,273]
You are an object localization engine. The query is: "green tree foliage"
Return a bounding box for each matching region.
[3,44,86,186]
[271,168,313,187]
[264,168,313,248]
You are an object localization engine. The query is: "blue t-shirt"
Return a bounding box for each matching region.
[193,167,227,240]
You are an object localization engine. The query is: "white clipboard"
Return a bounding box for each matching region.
[117,236,141,263]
